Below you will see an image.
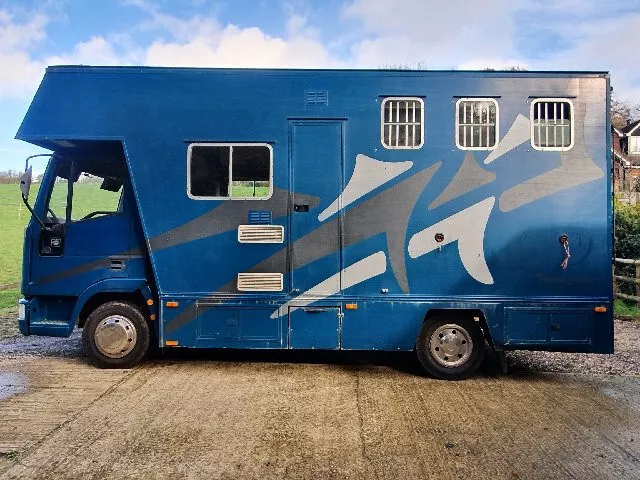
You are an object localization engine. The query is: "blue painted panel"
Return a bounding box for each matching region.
[27,296,76,337]
[505,306,594,346]
[505,308,548,344]
[193,305,284,348]
[289,306,340,349]
[341,301,422,350]
[549,310,593,343]
[290,121,343,294]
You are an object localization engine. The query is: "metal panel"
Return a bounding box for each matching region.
[237,225,284,243]
[237,273,283,291]
[289,306,341,349]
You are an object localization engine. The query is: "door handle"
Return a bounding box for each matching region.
[294,204,309,212]
[303,307,326,313]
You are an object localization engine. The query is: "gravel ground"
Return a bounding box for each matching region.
[507,318,640,376]
[1,315,638,376]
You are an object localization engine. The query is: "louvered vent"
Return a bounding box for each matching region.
[237,273,283,292]
[248,210,272,225]
[238,225,284,243]
[306,90,329,106]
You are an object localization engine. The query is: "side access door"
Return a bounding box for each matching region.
[288,120,344,349]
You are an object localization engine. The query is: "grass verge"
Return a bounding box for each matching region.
[613,298,640,319]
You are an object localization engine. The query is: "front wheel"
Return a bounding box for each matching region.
[82,301,150,368]
[416,316,485,380]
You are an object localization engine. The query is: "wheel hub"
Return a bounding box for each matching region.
[94,315,137,358]
[428,324,473,368]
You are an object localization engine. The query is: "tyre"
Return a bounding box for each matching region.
[82,301,150,369]
[416,316,486,380]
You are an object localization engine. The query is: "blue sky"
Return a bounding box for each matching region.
[1,0,640,172]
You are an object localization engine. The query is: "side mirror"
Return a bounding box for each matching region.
[19,166,33,200]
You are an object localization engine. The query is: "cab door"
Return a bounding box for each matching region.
[26,157,132,296]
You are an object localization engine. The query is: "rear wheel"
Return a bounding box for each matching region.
[82,301,149,368]
[416,316,485,380]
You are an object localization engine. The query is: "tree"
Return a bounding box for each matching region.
[611,94,640,129]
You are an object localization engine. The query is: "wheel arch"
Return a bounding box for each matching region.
[422,308,495,348]
[72,278,154,328]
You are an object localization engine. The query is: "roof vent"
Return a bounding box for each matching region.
[306,90,328,106]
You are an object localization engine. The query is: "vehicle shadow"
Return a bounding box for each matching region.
[150,346,508,379]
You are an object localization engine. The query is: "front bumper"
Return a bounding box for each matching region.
[18,298,30,335]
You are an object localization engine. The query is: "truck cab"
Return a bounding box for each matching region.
[19,142,155,365]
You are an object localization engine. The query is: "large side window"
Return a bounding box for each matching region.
[456,98,498,150]
[188,143,272,200]
[530,98,573,151]
[71,173,122,221]
[381,97,424,149]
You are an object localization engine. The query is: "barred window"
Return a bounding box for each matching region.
[530,99,573,151]
[456,98,498,150]
[381,98,424,149]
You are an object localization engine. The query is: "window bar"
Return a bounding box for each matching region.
[553,102,558,147]
[395,102,400,147]
[463,103,467,148]
[537,102,541,148]
[405,101,409,147]
[470,102,474,147]
[485,105,489,148]
[561,103,565,147]
[545,102,549,147]
[412,101,416,146]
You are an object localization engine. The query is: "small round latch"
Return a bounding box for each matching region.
[435,233,445,243]
[559,234,568,244]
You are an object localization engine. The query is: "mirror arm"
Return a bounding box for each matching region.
[21,194,51,232]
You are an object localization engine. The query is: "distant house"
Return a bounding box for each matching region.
[613,119,640,203]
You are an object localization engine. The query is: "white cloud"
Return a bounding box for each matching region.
[46,36,129,66]
[538,14,640,102]
[0,9,48,51]
[344,0,523,68]
[0,9,50,99]
[145,23,342,68]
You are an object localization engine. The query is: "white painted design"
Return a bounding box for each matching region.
[270,251,387,319]
[483,114,530,165]
[318,154,413,222]
[237,273,283,292]
[238,225,284,243]
[408,197,495,285]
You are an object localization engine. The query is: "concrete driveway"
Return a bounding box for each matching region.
[0,343,639,480]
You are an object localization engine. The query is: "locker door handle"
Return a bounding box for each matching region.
[294,204,309,212]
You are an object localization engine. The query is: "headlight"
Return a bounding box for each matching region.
[18,303,26,321]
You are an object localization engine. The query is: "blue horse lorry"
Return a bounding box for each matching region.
[16,66,613,379]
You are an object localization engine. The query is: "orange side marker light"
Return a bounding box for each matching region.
[345,303,358,310]
[166,301,179,308]
[147,298,154,306]
[165,340,179,346]
[149,314,156,321]
[594,306,607,313]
